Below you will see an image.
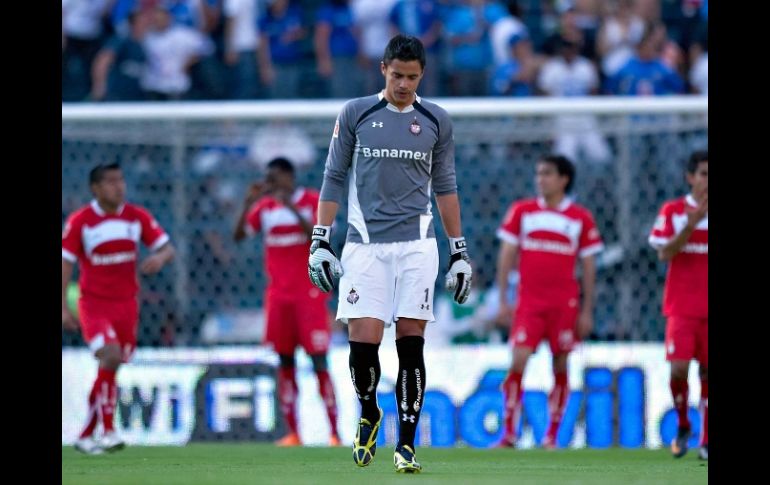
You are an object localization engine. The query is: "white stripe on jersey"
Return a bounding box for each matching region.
[62,248,78,263]
[82,219,141,256]
[672,213,708,234]
[520,211,583,249]
[348,137,369,243]
[150,233,170,251]
[260,206,313,234]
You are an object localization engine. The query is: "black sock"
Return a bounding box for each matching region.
[395,336,426,450]
[349,341,381,423]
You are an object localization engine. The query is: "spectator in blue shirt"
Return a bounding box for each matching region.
[314,0,363,98]
[388,0,441,97]
[605,22,685,96]
[442,0,493,96]
[259,0,307,99]
[91,9,151,101]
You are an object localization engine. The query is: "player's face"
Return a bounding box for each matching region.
[381,59,423,108]
[535,162,568,198]
[265,168,293,193]
[152,8,171,30]
[686,161,708,198]
[92,169,126,207]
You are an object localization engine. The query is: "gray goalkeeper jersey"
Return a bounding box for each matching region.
[320,93,457,244]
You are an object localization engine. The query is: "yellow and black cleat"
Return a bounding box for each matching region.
[352,408,383,467]
[394,444,422,474]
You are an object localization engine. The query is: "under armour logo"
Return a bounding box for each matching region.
[420,304,430,310]
[372,122,383,128]
[402,414,415,423]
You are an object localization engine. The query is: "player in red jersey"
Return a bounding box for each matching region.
[62,163,175,454]
[495,155,603,448]
[234,157,340,447]
[648,150,708,460]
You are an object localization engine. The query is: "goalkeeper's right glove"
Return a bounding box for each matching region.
[444,236,472,304]
[308,225,344,292]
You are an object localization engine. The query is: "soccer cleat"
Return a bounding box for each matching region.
[352,408,383,467]
[698,444,708,461]
[541,435,558,450]
[329,434,342,447]
[99,431,126,453]
[275,432,302,447]
[495,436,516,448]
[394,444,422,473]
[670,427,690,458]
[74,436,104,455]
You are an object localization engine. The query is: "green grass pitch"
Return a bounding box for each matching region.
[63,444,707,485]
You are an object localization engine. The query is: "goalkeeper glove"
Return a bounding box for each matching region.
[444,236,472,304]
[308,225,343,292]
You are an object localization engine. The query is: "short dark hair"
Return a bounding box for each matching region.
[639,21,663,46]
[89,162,121,185]
[266,157,295,175]
[538,154,576,193]
[687,150,708,174]
[382,34,426,70]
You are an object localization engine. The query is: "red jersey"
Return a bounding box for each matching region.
[497,197,604,303]
[245,187,320,294]
[648,194,708,318]
[62,200,169,301]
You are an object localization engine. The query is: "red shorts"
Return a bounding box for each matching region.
[665,315,708,365]
[78,297,138,362]
[264,286,330,356]
[511,296,579,354]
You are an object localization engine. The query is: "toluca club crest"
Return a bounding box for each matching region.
[410,118,421,135]
[347,288,360,304]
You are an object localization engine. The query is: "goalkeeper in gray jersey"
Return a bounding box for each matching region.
[308,34,473,473]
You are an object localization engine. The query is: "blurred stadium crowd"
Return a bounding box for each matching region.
[62,0,708,102]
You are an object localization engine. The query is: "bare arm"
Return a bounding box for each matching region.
[200,1,220,33]
[62,259,74,311]
[224,17,237,65]
[314,23,333,77]
[435,193,463,238]
[285,201,314,238]
[658,196,707,261]
[580,255,597,314]
[577,254,597,338]
[139,242,176,275]
[91,49,116,101]
[257,34,275,85]
[62,259,79,330]
[317,200,340,227]
[233,183,264,242]
[496,241,518,305]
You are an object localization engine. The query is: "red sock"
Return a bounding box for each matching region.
[98,368,117,433]
[700,379,708,446]
[315,370,339,437]
[79,372,102,439]
[501,372,523,443]
[278,367,299,435]
[546,372,569,442]
[670,378,690,430]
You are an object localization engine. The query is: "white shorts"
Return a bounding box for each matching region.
[336,239,439,327]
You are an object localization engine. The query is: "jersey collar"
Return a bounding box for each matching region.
[378,91,421,113]
[537,196,572,212]
[685,194,698,207]
[91,199,125,216]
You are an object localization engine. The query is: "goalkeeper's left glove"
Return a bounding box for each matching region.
[444,236,472,304]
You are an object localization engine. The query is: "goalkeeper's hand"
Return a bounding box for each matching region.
[308,225,343,292]
[444,236,472,304]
